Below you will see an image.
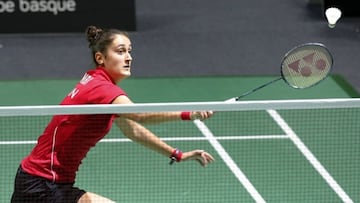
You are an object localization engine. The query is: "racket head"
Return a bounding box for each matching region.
[280,43,333,89]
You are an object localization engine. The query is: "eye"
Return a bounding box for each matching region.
[117,49,126,54]
[116,47,132,55]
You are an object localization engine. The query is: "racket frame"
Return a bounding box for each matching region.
[234,42,333,101]
[280,42,334,89]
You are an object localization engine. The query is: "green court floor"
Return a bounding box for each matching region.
[0,75,357,105]
[0,75,359,202]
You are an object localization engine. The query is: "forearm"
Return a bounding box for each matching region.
[120,112,182,125]
[112,96,212,124]
[115,116,215,167]
[120,111,212,125]
[115,117,174,157]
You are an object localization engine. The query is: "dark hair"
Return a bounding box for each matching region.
[86,25,129,66]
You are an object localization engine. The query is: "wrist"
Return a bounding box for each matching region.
[169,148,183,165]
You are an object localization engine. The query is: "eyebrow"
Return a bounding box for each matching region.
[115,44,132,49]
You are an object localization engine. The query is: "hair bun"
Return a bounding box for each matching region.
[86,25,103,46]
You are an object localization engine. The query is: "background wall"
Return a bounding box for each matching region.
[0,0,359,92]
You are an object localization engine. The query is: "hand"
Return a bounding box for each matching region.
[190,111,214,121]
[182,150,215,167]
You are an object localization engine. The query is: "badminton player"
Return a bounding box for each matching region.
[11,25,215,203]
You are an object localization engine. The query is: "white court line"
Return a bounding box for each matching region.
[0,135,288,145]
[267,109,353,203]
[0,140,37,145]
[193,119,266,203]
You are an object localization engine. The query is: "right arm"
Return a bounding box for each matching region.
[112,95,213,124]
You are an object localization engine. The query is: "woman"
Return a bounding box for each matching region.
[11,25,215,203]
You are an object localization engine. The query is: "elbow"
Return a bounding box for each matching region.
[119,113,146,124]
[116,117,144,140]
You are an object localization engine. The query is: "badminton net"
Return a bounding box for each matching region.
[0,98,359,203]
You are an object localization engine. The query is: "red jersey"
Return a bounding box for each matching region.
[21,67,127,183]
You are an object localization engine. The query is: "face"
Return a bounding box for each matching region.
[96,34,132,83]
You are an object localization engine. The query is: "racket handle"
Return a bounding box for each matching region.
[225,97,238,102]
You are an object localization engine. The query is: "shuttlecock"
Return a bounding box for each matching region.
[325,7,342,28]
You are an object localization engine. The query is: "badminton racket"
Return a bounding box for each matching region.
[227,42,333,101]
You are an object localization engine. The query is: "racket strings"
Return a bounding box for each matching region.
[282,46,332,89]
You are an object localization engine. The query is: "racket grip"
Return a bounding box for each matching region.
[225,97,238,102]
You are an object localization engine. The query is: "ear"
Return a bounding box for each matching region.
[95,52,104,65]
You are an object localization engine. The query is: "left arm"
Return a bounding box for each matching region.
[115,116,215,166]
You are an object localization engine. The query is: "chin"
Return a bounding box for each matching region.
[122,72,131,78]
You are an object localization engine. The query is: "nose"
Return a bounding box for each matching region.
[126,52,132,61]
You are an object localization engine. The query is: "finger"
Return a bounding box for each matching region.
[198,112,211,121]
[207,152,215,160]
[203,111,214,120]
[199,151,215,167]
[192,150,206,166]
[202,152,215,162]
[199,152,207,166]
[196,156,207,167]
